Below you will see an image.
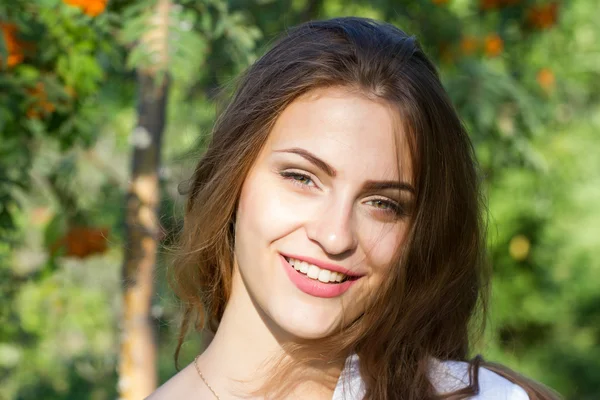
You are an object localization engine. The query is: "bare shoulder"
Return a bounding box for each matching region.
[145,362,206,400]
[430,359,530,399]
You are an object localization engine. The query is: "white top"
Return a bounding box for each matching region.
[333,355,529,400]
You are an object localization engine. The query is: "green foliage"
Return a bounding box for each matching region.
[0,0,116,240]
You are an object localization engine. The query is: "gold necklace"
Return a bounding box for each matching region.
[194,355,221,399]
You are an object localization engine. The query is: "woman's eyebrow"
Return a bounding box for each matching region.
[363,180,415,195]
[273,147,337,177]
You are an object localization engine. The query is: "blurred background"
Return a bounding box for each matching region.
[1,0,599,399]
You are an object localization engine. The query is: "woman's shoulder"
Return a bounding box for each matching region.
[145,361,207,400]
[430,359,529,399]
[335,355,529,400]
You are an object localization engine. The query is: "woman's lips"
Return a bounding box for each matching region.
[280,254,360,298]
[280,252,364,277]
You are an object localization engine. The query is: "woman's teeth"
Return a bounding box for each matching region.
[286,257,348,283]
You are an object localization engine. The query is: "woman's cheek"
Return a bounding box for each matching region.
[360,220,405,271]
[242,171,316,240]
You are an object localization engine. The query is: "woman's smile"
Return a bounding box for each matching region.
[280,253,364,298]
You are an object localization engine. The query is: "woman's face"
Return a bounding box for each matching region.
[234,86,414,339]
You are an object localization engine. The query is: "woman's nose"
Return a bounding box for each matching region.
[305,197,358,256]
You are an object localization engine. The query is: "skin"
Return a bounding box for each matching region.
[148,86,414,399]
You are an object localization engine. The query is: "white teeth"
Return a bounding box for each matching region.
[307,265,320,279]
[317,269,330,283]
[286,257,348,283]
[300,262,309,273]
[329,272,339,283]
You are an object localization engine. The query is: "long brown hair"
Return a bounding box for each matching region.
[170,17,560,399]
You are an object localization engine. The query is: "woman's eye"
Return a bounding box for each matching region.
[366,198,405,218]
[370,199,389,209]
[279,171,315,188]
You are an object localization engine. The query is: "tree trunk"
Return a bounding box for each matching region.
[119,0,172,396]
[118,69,170,399]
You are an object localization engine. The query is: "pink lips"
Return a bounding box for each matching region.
[280,254,361,298]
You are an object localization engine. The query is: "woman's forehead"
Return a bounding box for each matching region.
[265,86,414,183]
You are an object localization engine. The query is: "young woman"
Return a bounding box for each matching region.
[149,17,559,400]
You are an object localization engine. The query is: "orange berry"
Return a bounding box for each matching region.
[59,226,109,258]
[527,2,559,30]
[480,0,501,10]
[484,34,503,57]
[537,68,555,91]
[26,81,55,119]
[41,101,56,113]
[26,109,41,119]
[84,0,107,17]
[0,23,26,68]
[62,0,107,17]
[7,53,24,67]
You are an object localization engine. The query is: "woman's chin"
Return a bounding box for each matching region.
[268,306,343,340]
[282,324,338,341]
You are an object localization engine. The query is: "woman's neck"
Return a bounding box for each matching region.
[196,269,342,399]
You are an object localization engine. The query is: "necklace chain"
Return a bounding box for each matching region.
[194,355,221,399]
